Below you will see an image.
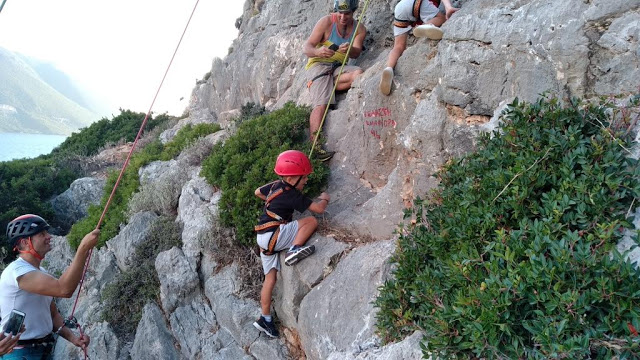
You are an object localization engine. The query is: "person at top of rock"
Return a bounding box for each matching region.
[303,0,367,162]
[379,0,459,95]
[0,214,99,359]
[252,150,330,338]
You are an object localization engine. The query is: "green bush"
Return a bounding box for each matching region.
[67,123,221,248]
[161,123,221,160]
[52,110,170,157]
[0,156,76,253]
[100,217,181,339]
[201,102,329,246]
[375,96,640,359]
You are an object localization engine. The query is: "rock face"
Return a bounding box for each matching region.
[50,177,106,233]
[51,0,640,359]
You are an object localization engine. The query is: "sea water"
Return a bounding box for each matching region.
[0,132,67,162]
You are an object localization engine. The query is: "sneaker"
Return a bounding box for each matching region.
[413,24,444,40]
[253,316,279,338]
[379,67,394,96]
[315,147,335,162]
[284,245,316,266]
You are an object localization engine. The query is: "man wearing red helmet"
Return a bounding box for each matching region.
[0,214,99,359]
[252,150,330,338]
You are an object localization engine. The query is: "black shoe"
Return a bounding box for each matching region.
[284,245,316,266]
[315,147,335,162]
[253,316,279,338]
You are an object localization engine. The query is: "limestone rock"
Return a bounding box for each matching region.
[51,177,105,233]
[106,211,158,271]
[298,240,396,360]
[156,247,201,313]
[130,303,182,360]
[169,299,218,359]
[274,235,348,328]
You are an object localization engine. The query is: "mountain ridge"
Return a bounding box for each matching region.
[0,47,98,135]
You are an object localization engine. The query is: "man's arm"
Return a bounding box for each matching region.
[304,16,334,59]
[51,302,89,350]
[18,229,100,298]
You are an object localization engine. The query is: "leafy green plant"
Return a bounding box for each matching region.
[161,123,221,160]
[52,110,170,157]
[100,217,181,339]
[201,102,329,246]
[375,95,640,359]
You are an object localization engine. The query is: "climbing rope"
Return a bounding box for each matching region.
[67,1,201,358]
[0,0,9,14]
[309,0,372,158]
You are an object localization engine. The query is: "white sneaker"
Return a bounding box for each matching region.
[413,24,443,40]
[379,67,394,96]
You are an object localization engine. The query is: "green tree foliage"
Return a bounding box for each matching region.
[200,102,329,246]
[375,96,640,359]
[0,156,76,255]
[100,217,182,339]
[52,110,170,157]
[67,123,221,248]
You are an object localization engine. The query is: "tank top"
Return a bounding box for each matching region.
[305,14,356,70]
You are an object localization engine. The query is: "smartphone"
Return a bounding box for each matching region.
[3,309,25,336]
[327,43,339,51]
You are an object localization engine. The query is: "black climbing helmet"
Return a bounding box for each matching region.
[6,214,50,247]
[334,0,358,13]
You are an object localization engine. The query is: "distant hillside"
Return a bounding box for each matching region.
[0,47,98,135]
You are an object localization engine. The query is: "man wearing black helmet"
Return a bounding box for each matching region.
[304,0,367,162]
[0,214,100,359]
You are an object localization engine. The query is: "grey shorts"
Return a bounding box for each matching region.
[393,0,440,36]
[307,63,362,107]
[257,221,299,275]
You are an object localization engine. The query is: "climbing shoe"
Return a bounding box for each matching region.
[413,24,443,40]
[253,316,279,338]
[285,245,316,266]
[380,66,394,96]
[315,147,335,162]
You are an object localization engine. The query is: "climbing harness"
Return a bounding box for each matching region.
[307,62,341,89]
[66,1,201,359]
[393,0,441,29]
[309,0,372,158]
[254,181,291,256]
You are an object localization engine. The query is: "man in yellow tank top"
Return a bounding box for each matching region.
[303,0,367,161]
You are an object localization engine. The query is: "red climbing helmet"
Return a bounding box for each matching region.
[6,214,50,247]
[274,150,312,176]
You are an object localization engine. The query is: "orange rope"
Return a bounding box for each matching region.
[67,1,201,358]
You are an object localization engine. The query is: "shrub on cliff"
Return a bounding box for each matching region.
[376,95,640,359]
[200,102,329,246]
[67,123,221,248]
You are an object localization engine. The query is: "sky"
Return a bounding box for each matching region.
[0,0,244,117]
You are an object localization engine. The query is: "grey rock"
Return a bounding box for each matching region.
[130,303,182,360]
[274,235,348,328]
[203,264,263,348]
[177,174,221,265]
[53,322,122,360]
[326,331,425,360]
[51,177,105,232]
[298,240,396,360]
[106,211,158,271]
[169,299,218,359]
[156,247,201,313]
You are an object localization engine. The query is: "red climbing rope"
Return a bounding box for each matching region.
[67,1,201,358]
